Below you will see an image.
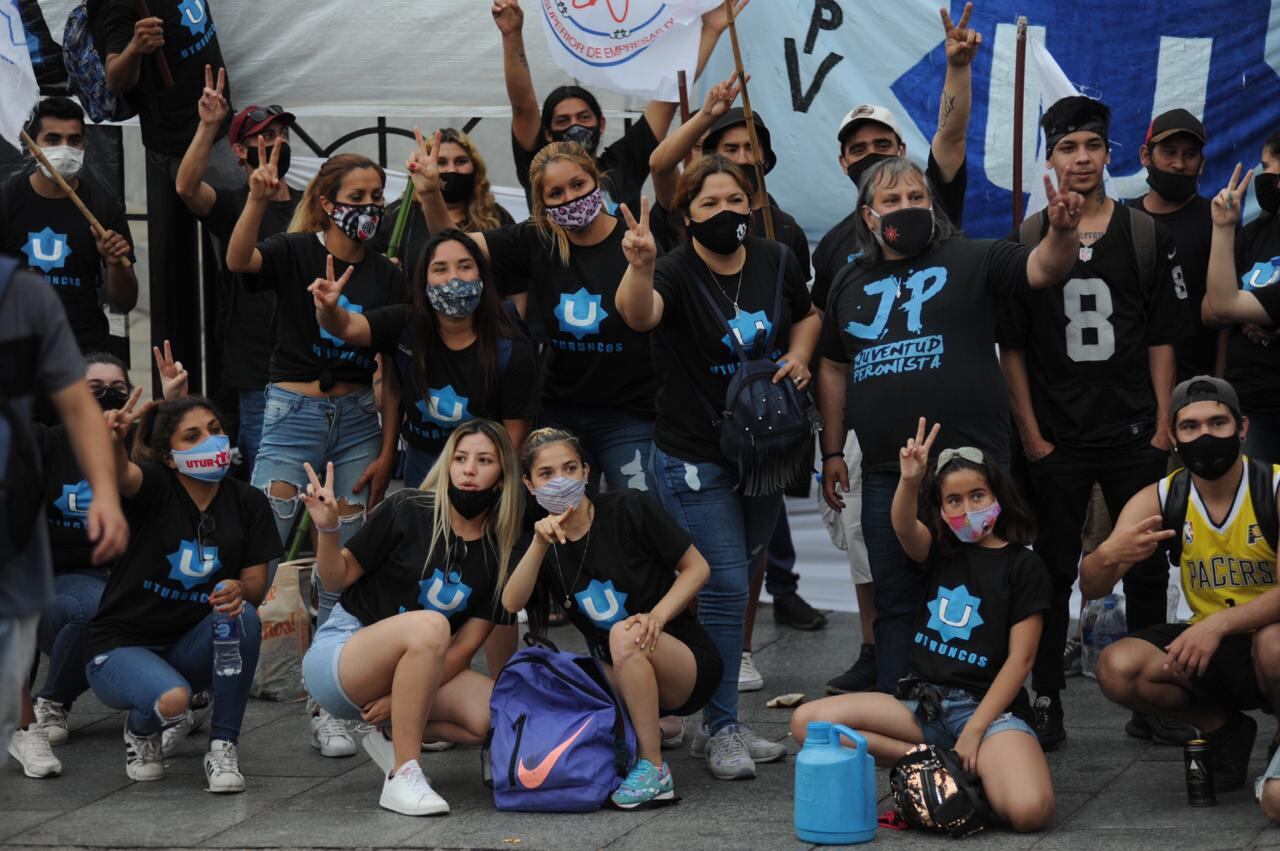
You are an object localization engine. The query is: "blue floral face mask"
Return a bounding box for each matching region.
[426,277,484,319]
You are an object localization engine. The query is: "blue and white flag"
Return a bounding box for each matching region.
[0,0,38,147]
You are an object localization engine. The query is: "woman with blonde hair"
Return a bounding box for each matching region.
[411,132,656,494]
[300,418,523,816]
[226,148,406,757]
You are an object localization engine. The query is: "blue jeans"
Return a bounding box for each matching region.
[35,568,108,708]
[402,446,439,490]
[764,509,799,596]
[900,689,1037,746]
[85,604,261,743]
[648,444,782,733]
[540,403,654,493]
[1245,412,1280,466]
[238,388,267,475]
[862,470,924,694]
[252,385,383,628]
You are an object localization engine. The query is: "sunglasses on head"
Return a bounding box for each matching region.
[246,105,286,124]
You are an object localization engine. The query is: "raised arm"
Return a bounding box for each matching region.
[493,0,541,152]
[1079,483,1170,599]
[300,462,366,592]
[649,74,742,210]
[104,16,163,95]
[1205,165,1270,324]
[1026,175,1082,288]
[931,3,980,182]
[309,255,373,346]
[892,418,938,564]
[175,65,228,218]
[408,129,485,251]
[614,199,665,331]
[226,137,283,274]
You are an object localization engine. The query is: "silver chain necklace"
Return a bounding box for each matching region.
[703,257,744,318]
[550,513,593,610]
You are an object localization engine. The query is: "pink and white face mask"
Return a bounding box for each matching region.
[172,434,232,482]
[546,187,603,232]
[945,501,1001,544]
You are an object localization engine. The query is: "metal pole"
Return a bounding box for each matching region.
[722,0,774,240]
[1013,16,1028,228]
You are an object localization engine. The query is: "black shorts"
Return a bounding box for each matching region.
[1131,623,1273,713]
[588,611,723,717]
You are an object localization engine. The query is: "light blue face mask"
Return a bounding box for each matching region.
[532,476,587,515]
[171,434,232,482]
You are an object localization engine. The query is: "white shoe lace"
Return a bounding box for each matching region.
[130,731,163,765]
[207,742,240,776]
[712,729,751,765]
[22,728,58,766]
[36,699,68,728]
[317,712,352,745]
[740,653,760,679]
[397,763,434,800]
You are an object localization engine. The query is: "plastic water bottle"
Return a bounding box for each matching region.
[1167,581,1183,623]
[794,721,876,845]
[1093,594,1127,660]
[1080,599,1102,679]
[212,585,243,677]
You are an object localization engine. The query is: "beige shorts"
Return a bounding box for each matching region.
[818,431,872,585]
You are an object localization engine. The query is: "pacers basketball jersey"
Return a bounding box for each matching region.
[1158,458,1280,623]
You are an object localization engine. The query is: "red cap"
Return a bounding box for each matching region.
[229,105,295,146]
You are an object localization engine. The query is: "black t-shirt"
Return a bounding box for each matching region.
[819,238,1029,472]
[1224,213,1280,416]
[652,237,812,466]
[201,185,298,390]
[539,490,691,651]
[341,489,514,631]
[512,118,659,216]
[1126,194,1217,381]
[909,542,1048,717]
[997,207,1193,451]
[95,0,230,157]
[86,464,281,657]
[0,173,134,355]
[483,219,656,416]
[811,152,967,311]
[366,305,540,454]
[34,424,94,573]
[251,232,407,385]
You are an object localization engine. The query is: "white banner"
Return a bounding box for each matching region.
[0,0,39,146]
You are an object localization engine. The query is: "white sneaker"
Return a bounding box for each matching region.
[33,698,69,746]
[379,760,449,816]
[204,739,246,793]
[363,727,395,776]
[8,726,62,778]
[421,739,455,752]
[311,710,357,757]
[738,651,764,692]
[123,724,164,781]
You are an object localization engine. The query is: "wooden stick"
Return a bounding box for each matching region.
[21,131,132,269]
[722,0,774,240]
[1012,16,1028,228]
[677,70,693,166]
[135,0,175,89]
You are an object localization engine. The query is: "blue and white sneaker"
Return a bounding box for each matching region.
[611,759,675,808]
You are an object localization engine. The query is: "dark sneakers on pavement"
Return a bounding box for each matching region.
[1034,692,1066,751]
[825,644,877,695]
[772,592,828,631]
[1125,711,1197,745]
[1204,710,1257,792]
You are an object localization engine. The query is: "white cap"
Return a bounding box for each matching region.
[836,104,904,146]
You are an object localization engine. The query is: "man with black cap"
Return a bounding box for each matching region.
[1081,375,1280,795]
[492,0,743,214]
[175,71,299,471]
[1126,109,1219,381]
[998,95,1194,751]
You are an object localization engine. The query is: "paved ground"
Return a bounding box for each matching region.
[3,608,1278,850]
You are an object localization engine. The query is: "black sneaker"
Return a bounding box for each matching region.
[771,592,828,631]
[825,644,877,695]
[1204,711,1257,792]
[1125,711,1197,746]
[1033,692,1066,752]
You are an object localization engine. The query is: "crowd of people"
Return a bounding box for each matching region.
[2,0,1280,830]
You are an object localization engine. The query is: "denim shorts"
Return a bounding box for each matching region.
[301,602,365,721]
[1258,743,1280,802]
[899,689,1037,747]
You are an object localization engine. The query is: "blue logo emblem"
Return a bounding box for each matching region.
[53,479,93,518]
[177,0,208,36]
[925,584,984,644]
[418,568,472,615]
[166,539,221,591]
[416,385,471,427]
[318,295,364,346]
[1242,261,1280,291]
[574,579,629,628]
[554,288,608,339]
[844,267,948,341]
[721,310,772,353]
[22,227,71,273]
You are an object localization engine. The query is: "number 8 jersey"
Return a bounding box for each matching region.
[997,206,1194,452]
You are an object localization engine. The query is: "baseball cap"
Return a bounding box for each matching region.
[837,104,904,147]
[1170,375,1241,424]
[230,104,295,146]
[1145,108,1206,146]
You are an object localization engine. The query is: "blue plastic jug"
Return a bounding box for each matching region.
[795,721,877,844]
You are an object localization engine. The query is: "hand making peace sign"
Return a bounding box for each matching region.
[701,72,745,123]
[104,386,154,445]
[407,128,443,200]
[1211,162,1254,229]
[900,417,942,483]
[1044,174,1084,233]
[198,65,229,128]
[152,339,188,401]
[307,254,354,316]
[300,462,339,531]
[248,134,282,201]
[619,197,656,270]
[941,3,982,67]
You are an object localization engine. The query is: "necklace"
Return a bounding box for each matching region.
[550,509,594,610]
[703,257,744,318]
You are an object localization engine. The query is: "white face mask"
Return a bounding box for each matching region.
[37,145,84,181]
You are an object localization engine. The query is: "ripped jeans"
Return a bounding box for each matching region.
[647,443,783,734]
[252,385,382,627]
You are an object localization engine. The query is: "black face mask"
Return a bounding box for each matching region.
[846,152,894,188]
[871,206,934,257]
[93,385,130,411]
[448,483,501,519]
[687,208,751,255]
[244,140,291,180]
[552,124,601,156]
[440,171,476,205]
[1177,431,1241,481]
[1146,166,1198,203]
[1255,172,1280,215]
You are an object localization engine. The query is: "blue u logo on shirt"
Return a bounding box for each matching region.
[166,540,221,591]
[721,310,772,353]
[416,385,471,427]
[177,0,209,35]
[844,266,948,340]
[22,227,72,274]
[575,578,629,628]
[318,295,364,347]
[1242,260,1280,291]
[53,479,93,519]
[419,569,472,615]
[554,288,608,339]
[926,584,984,643]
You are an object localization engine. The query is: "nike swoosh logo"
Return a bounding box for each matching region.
[516,719,592,789]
